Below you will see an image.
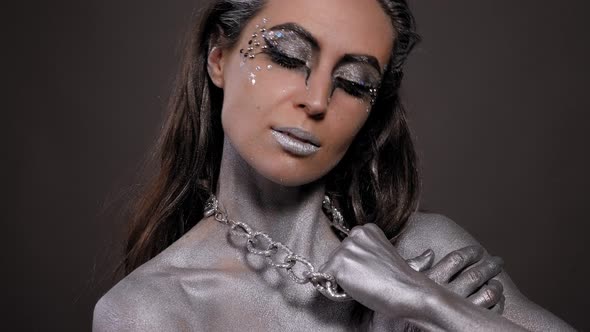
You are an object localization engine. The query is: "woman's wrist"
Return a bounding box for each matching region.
[399,284,476,332]
[377,276,447,330]
[394,279,484,331]
[400,282,448,331]
[406,283,529,332]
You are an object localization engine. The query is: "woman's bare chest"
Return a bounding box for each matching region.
[165,265,357,331]
[148,220,393,331]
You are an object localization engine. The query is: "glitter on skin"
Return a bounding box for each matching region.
[239,18,380,110]
[238,18,272,86]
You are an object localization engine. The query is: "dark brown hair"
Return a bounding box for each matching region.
[124,0,421,275]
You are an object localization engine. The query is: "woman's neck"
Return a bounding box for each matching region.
[215,140,331,253]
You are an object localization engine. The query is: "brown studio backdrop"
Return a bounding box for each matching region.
[7,0,589,331]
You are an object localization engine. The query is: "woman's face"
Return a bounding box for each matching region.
[210,0,394,186]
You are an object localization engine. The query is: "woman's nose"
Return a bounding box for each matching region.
[296,68,332,118]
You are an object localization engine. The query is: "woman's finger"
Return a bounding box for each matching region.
[406,249,435,272]
[466,279,504,309]
[426,245,484,284]
[449,256,503,297]
[490,295,506,315]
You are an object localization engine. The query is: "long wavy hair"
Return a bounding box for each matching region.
[124,0,421,275]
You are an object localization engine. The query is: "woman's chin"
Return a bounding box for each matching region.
[255,165,327,187]
[262,172,320,187]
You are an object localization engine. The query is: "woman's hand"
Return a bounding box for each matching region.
[319,223,436,319]
[403,245,505,313]
[423,245,505,313]
[319,224,505,320]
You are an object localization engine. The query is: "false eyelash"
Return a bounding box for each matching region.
[333,77,374,99]
[264,48,306,70]
[262,44,375,99]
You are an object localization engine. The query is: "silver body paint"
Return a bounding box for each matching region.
[94,140,357,331]
[93,140,575,331]
[93,16,574,332]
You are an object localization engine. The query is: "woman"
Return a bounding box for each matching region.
[93,0,575,330]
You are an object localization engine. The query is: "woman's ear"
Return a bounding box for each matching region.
[207,46,226,88]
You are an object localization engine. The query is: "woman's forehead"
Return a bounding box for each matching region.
[252,0,395,64]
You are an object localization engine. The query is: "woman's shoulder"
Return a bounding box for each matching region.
[395,211,484,260]
[92,218,227,331]
[92,266,183,331]
[394,212,575,331]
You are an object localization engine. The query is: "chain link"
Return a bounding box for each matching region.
[203,195,352,302]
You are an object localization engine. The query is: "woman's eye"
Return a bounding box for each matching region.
[334,78,373,99]
[265,49,306,69]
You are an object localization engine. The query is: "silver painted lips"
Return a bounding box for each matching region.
[271,127,320,157]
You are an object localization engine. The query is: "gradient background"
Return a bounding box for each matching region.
[7,0,589,330]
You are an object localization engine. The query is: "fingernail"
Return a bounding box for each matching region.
[494,256,504,266]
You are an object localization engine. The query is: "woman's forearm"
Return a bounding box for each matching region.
[404,286,528,332]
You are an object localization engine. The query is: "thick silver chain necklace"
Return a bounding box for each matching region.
[203,194,352,302]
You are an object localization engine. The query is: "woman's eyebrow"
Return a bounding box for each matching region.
[268,22,319,50]
[269,23,383,72]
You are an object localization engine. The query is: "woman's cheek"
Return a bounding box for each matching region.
[329,103,369,152]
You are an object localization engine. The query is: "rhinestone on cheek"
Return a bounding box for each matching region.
[238,18,270,61]
[238,18,272,85]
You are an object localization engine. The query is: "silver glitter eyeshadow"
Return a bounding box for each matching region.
[265,29,313,63]
[333,63,381,108]
[333,63,380,90]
